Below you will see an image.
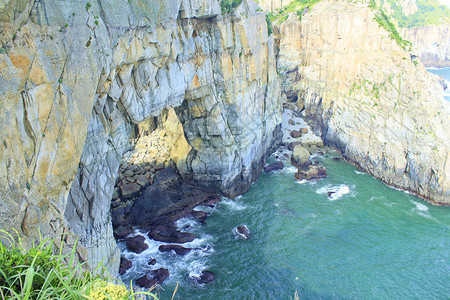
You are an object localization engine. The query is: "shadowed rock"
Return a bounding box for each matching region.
[119,257,132,275]
[194,270,215,284]
[136,268,169,288]
[159,244,193,255]
[125,235,148,254]
[192,210,208,223]
[149,227,196,244]
[295,164,327,181]
[236,225,250,239]
[264,161,284,172]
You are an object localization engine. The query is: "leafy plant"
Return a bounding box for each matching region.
[266,14,273,35]
[373,9,412,50]
[85,2,91,11]
[0,230,158,300]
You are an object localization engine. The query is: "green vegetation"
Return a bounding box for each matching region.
[267,0,321,24]
[0,230,157,300]
[382,0,450,27]
[85,2,91,11]
[220,0,243,14]
[373,9,412,50]
[266,14,273,35]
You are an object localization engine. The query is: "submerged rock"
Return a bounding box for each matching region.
[125,235,148,254]
[159,244,193,256]
[136,268,170,288]
[236,225,251,239]
[195,270,216,284]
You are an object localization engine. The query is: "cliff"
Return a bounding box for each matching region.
[400,24,450,67]
[0,0,281,273]
[276,0,449,204]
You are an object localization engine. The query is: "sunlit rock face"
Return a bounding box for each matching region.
[0,0,281,273]
[276,0,449,205]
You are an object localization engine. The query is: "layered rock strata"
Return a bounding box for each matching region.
[276,0,449,204]
[0,0,281,273]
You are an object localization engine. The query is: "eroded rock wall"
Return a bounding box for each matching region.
[400,24,450,67]
[0,0,281,273]
[276,0,449,204]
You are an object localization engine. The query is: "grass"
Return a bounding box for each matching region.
[0,229,157,300]
[373,9,412,50]
[267,0,322,25]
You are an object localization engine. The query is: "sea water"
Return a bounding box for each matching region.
[120,151,449,299]
[427,67,450,101]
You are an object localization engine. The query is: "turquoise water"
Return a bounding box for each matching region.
[427,67,450,101]
[121,151,449,299]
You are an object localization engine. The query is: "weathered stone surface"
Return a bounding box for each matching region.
[264,161,284,172]
[291,145,310,167]
[236,225,251,239]
[0,0,281,274]
[195,270,216,284]
[120,183,142,199]
[276,0,449,204]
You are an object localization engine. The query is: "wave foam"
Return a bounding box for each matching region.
[316,184,351,201]
[221,199,247,211]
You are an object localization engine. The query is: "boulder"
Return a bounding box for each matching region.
[119,257,132,275]
[291,145,310,167]
[288,141,301,151]
[288,119,295,125]
[148,258,157,265]
[148,228,196,244]
[290,130,302,138]
[202,195,221,207]
[159,244,193,255]
[295,164,327,181]
[120,182,142,199]
[136,268,170,288]
[263,161,284,172]
[125,235,148,254]
[135,174,150,187]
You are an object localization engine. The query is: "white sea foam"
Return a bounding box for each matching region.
[411,200,429,212]
[316,184,352,201]
[295,179,308,185]
[354,170,365,175]
[176,217,199,231]
[221,199,247,211]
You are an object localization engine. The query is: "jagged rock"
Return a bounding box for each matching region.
[148,258,157,266]
[291,145,311,167]
[112,187,121,200]
[288,141,302,151]
[125,235,148,254]
[192,210,208,223]
[264,161,284,172]
[136,268,170,288]
[120,183,142,199]
[295,165,327,181]
[159,244,193,256]
[119,257,132,275]
[149,228,196,244]
[288,119,295,125]
[236,225,251,239]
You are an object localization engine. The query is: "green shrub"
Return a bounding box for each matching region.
[266,15,273,35]
[220,0,243,14]
[0,230,157,300]
[373,9,412,50]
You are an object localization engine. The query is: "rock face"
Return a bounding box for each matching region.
[276,0,449,204]
[400,24,450,67]
[0,0,281,274]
